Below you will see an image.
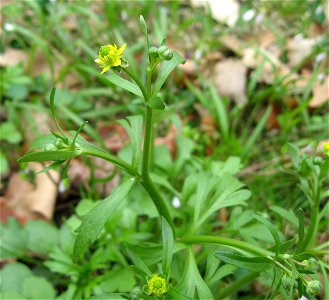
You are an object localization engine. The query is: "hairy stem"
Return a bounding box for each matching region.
[179,235,273,257]
[83,150,138,177]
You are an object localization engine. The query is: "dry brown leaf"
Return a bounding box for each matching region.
[309,76,329,108]
[179,59,197,75]
[214,59,247,106]
[4,163,60,221]
[191,0,239,27]
[287,36,322,67]
[221,35,244,54]
[68,158,120,196]
[0,48,28,67]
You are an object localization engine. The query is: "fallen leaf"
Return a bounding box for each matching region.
[190,0,240,27]
[214,59,247,106]
[4,163,60,221]
[0,48,28,67]
[287,36,322,67]
[309,75,329,108]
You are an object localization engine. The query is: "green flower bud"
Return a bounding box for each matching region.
[149,46,159,59]
[55,139,64,149]
[302,258,319,272]
[130,286,143,299]
[44,143,57,151]
[282,274,297,290]
[306,280,322,295]
[158,45,173,60]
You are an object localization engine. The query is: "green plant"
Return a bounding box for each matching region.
[14,16,328,300]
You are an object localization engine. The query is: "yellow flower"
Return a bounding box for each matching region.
[143,274,168,297]
[95,43,126,74]
[324,142,329,156]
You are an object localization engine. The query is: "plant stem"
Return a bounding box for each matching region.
[123,67,149,101]
[179,235,273,257]
[142,106,153,177]
[141,175,175,230]
[299,182,320,251]
[125,64,174,233]
[83,150,138,177]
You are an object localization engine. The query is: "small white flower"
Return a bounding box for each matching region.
[4,23,15,32]
[255,13,264,25]
[299,296,308,300]
[58,180,67,193]
[318,73,325,81]
[49,0,56,3]
[194,50,202,60]
[315,52,326,64]
[172,196,181,208]
[315,6,323,15]
[294,34,304,41]
[242,9,256,22]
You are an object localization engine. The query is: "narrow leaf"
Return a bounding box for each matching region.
[253,214,281,256]
[214,251,272,272]
[162,217,174,276]
[36,161,64,174]
[295,208,305,254]
[18,150,78,163]
[122,243,152,277]
[73,179,134,260]
[152,52,185,97]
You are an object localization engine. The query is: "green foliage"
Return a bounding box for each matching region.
[1,2,327,299]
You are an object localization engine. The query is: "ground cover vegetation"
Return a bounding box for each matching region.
[0,0,328,299]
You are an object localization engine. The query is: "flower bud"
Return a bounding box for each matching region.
[44,143,57,151]
[302,258,319,272]
[130,286,143,299]
[55,139,64,149]
[149,46,159,58]
[158,45,173,60]
[282,274,297,290]
[306,280,322,295]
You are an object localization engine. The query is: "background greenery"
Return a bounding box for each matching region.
[0,0,328,299]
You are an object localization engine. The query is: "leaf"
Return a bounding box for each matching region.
[0,122,22,144]
[0,218,28,259]
[252,214,281,256]
[77,64,143,98]
[209,84,229,140]
[122,243,152,277]
[270,205,299,228]
[36,161,64,174]
[17,150,79,163]
[242,105,272,157]
[105,72,143,98]
[214,251,272,272]
[25,220,58,256]
[73,179,134,260]
[49,87,67,140]
[139,15,147,35]
[152,52,185,97]
[117,115,143,169]
[22,276,56,299]
[0,263,32,294]
[28,134,57,152]
[162,217,174,276]
[175,249,213,299]
[100,268,136,293]
[147,95,166,110]
[295,208,305,254]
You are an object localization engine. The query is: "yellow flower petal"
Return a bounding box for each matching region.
[118,43,126,55]
[94,58,103,64]
[100,64,111,74]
